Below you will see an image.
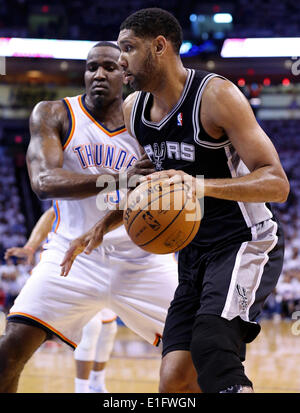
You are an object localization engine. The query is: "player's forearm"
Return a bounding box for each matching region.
[102,209,124,236]
[32,168,121,200]
[25,208,55,250]
[201,166,289,203]
[100,186,134,236]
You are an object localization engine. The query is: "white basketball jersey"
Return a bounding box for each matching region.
[51,94,142,244]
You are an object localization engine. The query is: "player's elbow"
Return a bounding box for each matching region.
[31,183,49,200]
[264,164,290,204]
[31,172,54,200]
[35,189,49,200]
[274,175,290,203]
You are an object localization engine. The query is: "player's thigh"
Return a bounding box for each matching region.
[8,249,107,347]
[199,219,284,342]
[161,277,201,358]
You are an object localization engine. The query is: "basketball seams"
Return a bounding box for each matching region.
[140,200,199,252]
[137,194,190,247]
[123,181,201,254]
[172,213,198,251]
[126,186,187,234]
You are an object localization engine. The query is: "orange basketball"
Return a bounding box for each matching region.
[123,178,202,254]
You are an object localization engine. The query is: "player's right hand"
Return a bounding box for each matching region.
[60,222,105,276]
[4,246,35,265]
[127,153,155,186]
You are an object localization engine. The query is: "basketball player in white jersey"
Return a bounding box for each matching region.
[5,207,118,393]
[0,41,183,393]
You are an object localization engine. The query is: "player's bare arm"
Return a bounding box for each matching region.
[5,207,55,264]
[27,100,103,200]
[200,78,289,203]
[27,100,154,200]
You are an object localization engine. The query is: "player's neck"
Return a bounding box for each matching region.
[85,96,124,129]
[151,62,188,115]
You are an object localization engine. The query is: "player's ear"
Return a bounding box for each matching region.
[153,36,168,56]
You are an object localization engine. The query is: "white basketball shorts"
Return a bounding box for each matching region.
[8,233,178,349]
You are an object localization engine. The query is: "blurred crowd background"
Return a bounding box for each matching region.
[0,0,299,321]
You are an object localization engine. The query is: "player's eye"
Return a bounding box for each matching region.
[87,64,97,72]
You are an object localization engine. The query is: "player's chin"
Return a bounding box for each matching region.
[92,89,107,98]
[128,78,143,92]
[91,93,108,107]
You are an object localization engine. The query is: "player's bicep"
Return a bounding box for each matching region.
[27,101,64,176]
[26,101,66,197]
[210,80,282,172]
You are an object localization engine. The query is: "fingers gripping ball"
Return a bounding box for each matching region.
[123,178,202,254]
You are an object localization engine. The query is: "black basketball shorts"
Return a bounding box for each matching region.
[162,218,284,358]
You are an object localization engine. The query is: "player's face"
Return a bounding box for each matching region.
[84,46,123,108]
[118,29,156,91]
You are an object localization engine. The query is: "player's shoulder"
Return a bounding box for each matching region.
[123,91,139,113]
[30,99,68,126]
[204,76,240,103]
[32,99,66,116]
[32,99,65,111]
[122,92,140,136]
[202,75,252,126]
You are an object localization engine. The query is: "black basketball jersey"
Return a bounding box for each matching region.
[130,69,273,246]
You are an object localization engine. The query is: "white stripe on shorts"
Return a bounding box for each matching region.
[221,219,278,323]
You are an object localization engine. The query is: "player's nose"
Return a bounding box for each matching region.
[94,66,106,79]
[118,53,127,70]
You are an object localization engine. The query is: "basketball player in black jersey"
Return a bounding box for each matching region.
[61,8,289,393]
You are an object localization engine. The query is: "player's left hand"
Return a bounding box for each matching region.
[4,246,35,265]
[139,169,201,199]
[60,222,105,276]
